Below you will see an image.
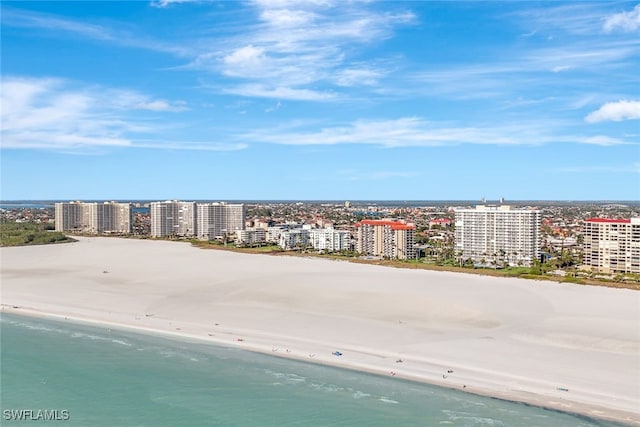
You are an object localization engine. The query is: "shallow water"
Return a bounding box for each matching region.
[0,314,625,426]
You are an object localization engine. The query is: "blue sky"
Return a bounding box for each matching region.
[1,1,639,201]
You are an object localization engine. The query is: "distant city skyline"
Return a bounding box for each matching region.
[1,1,639,201]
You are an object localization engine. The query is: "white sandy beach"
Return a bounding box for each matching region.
[1,237,639,424]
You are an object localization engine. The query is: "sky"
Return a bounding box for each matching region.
[1,1,639,201]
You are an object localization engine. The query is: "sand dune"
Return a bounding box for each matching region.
[1,236,639,425]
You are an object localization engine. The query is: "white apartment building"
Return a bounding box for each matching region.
[196,203,246,240]
[196,203,225,240]
[583,218,640,274]
[355,220,416,260]
[223,203,246,236]
[55,201,132,234]
[309,228,351,252]
[150,201,245,239]
[235,228,267,246]
[95,202,132,234]
[454,205,541,267]
[55,201,84,232]
[279,229,310,250]
[266,226,286,244]
[150,201,196,238]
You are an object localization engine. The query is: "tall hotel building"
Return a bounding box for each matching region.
[454,205,541,267]
[55,201,132,234]
[355,220,416,260]
[583,218,640,274]
[150,201,197,238]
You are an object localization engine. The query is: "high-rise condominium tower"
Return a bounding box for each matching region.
[150,201,197,238]
[355,220,415,260]
[196,203,246,240]
[55,201,132,234]
[150,201,245,239]
[454,205,541,267]
[583,218,640,274]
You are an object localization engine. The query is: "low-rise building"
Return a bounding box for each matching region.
[309,228,351,252]
[279,229,310,250]
[236,228,267,246]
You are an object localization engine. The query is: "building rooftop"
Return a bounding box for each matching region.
[355,220,416,230]
[585,218,631,224]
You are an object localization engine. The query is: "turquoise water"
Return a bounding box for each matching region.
[1,314,625,427]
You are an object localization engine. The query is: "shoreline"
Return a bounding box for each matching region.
[2,306,636,426]
[2,237,639,425]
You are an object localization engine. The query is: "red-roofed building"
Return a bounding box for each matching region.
[429,218,452,228]
[584,218,631,224]
[355,220,416,260]
[583,217,640,273]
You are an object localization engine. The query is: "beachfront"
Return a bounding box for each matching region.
[1,237,639,424]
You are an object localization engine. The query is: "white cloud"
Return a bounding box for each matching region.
[240,116,635,148]
[188,1,415,99]
[241,117,540,147]
[603,4,640,33]
[133,141,247,151]
[585,100,640,123]
[2,6,113,40]
[251,0,334,8]
[103,89,188,112]
[222,84,336,101]
[512,3,612,35]
[0,78,123,149]
[150,0,201,8]
[259,8,317,27]
[577,135,628,146]
[136,100,188,112]
[0,77,193,151]
[334,68,383,87]
[2,3,448,106]
[223,45,267,70]
[265,101,282,113]
[410,28,638,101]
[2,6,189,56]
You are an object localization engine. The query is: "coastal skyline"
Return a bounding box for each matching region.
[1,1,639,201]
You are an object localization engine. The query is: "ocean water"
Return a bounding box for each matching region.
[1,314,625,427]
